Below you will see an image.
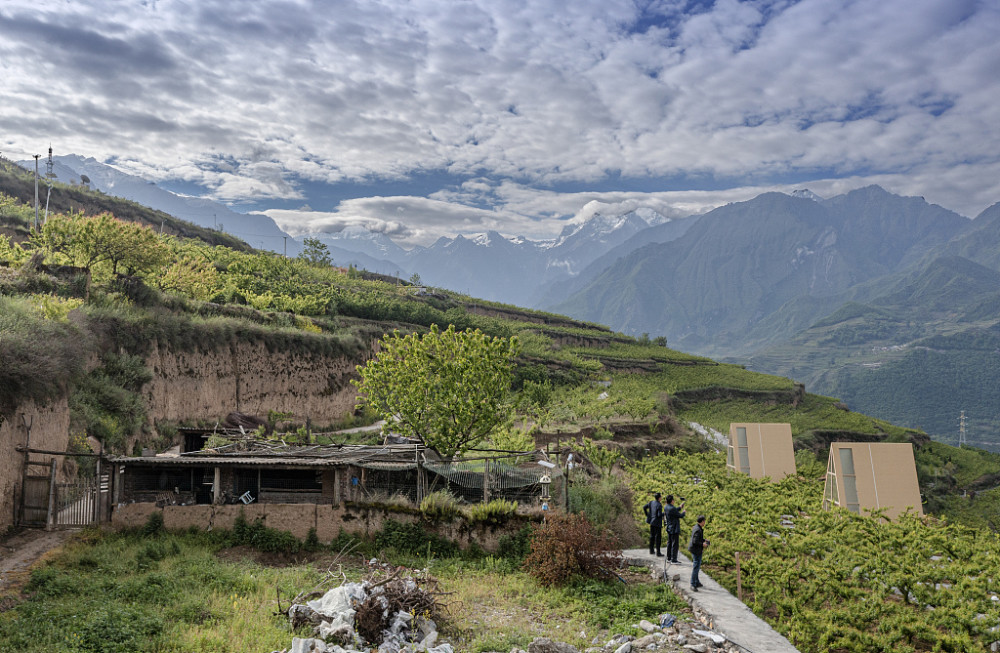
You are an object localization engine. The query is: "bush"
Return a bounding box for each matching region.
[569,476,642,548]
[420,490,462,520]
[464,498,518,524]
[141,511,165,537]
[375,519,458,558]
[523,513,622,586]
[496,525,533,561]
[229,513,302,554]
[304,527,321,552]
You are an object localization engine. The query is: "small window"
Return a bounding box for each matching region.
[839,448,860,513]
[736,427,750,473]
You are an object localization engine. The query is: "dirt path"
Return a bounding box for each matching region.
[0,528,76,592]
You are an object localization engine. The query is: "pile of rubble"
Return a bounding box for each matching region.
[278,563,453,653]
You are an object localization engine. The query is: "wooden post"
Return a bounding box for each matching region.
[483,458,490,503]
[45,458,58,531]
[736,551,743,602]
[94,445,103,523]
[415,447,423,504]
[213,467,221,504]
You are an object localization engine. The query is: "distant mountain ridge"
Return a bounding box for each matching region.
[551,186,970,354]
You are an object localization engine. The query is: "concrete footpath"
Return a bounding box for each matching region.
[624,549,800,653]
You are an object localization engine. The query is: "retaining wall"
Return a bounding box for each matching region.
[112,501,533,551]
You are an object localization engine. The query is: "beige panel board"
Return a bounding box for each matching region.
[728,423,796,481]
[827,443,922,519]
[868,443,923,518]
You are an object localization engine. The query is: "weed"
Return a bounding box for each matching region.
[464,498,519,524]
[420,490,462,520]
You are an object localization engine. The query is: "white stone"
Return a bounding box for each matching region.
[692,629,726,645]
[638,620,657,633]
[291,637,328,653]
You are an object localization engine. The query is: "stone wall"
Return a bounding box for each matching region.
[113,501,533,551]
[0,397,72,531]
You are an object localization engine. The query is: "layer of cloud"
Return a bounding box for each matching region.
[2,0,999,223]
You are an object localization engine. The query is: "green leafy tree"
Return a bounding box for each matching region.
[353,324,520,457]
[298,236,331,266]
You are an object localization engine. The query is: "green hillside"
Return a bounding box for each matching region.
[0,157,250,250]
[2,185,1000,531]
[746,254,1000,451]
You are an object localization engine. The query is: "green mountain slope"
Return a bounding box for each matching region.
[0,156,250,250]
[2,187,1000,531]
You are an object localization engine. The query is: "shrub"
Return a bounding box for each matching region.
[229,512,302,554]
[523,513,622,586]
[304,527,321,552]
[420,490,462,520]
[569,475,642,548]
[465,498,519,524]
[496,525,533,561]
[375,519,458,558]
[141,511,165,537]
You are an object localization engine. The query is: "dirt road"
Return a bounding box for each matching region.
[0,528,75,592]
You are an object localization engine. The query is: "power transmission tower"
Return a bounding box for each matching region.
[43,146,54,223]
[958,411,966,447]
[33,154,40,230]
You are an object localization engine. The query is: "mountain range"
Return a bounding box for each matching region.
[16,155,1000,449]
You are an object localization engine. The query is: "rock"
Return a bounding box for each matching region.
[605,635,632,648]
[527,638,580,653]
[638,620,657,633]
[631,634,660,648]
[290,637,327,653]
[676,634,687,646]
[692,629,726,645]
[613,643,631,653]
[683,645,708,653]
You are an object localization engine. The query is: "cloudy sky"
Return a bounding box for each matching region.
[2,0,999,246]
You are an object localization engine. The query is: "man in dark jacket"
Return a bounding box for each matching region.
[664,495,686,563]
[643,492,664,556]
[688,515,709,590]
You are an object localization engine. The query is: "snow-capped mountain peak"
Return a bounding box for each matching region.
[790,189,824,202]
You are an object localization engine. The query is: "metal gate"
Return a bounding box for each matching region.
[54,475,107,527]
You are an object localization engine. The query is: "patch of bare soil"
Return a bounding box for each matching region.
[0,528,76,596]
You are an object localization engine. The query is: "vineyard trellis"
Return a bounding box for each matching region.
[629,450,1000,653]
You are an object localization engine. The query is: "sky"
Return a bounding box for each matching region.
[2,0,999,246]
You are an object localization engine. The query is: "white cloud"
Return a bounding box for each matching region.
[1,0,998,226]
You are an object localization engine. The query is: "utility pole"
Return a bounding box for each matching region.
[959,411,967,447]
[283,235,287,257]
[33,154,40,230]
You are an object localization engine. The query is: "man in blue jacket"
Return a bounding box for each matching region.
[688,515,710,591]
[664,494,686,563]
[643,492,664,556]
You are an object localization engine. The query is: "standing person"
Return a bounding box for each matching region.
[664,495,686,563]
[688,515,710,591]
[643,492,665,556]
